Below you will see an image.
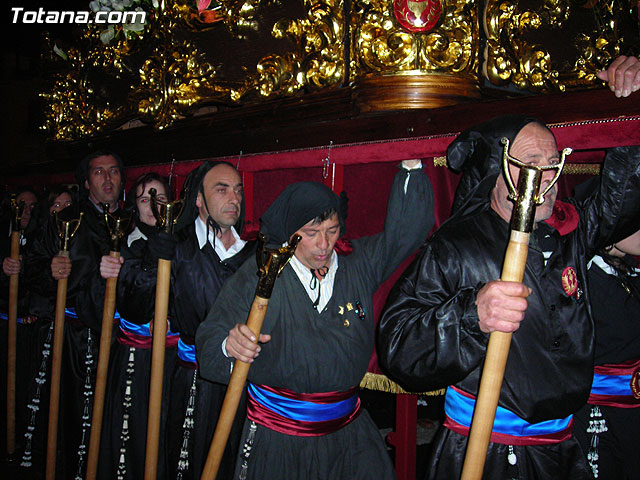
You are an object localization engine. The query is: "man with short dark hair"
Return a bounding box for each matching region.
[26,150,126,479]
[196,160,435,480]
[378,115,640,479]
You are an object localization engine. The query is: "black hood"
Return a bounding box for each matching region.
[447,114,544,218]
[259,181,348,248]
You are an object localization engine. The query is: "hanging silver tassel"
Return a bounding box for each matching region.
[21,322,54,468]
[75,328,95,480]
[176,370,198,480]
[587,405,607,479]
[238,422,258,480]
[116,347,136,480]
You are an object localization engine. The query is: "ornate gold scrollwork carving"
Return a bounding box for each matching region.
[42,2,235,139]
[41,28,139,140]
[39,0,638,141]
[136,39,230,129]
[483,0,630,93]
[351,0,478,76]
[232,0,345,100]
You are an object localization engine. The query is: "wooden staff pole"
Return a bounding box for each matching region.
[201,235,300,480]
[46,251,70,480]
[85,250,120,480]
[460,141,569,480]
[144,190,182,480]
[86,204,128,480]
[6,229,20,457]
[46,213,82,480]
[143,257,171,480]
[459,231,529,480]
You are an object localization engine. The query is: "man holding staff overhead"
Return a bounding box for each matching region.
[196,159,434,480]
[378,115,640,479]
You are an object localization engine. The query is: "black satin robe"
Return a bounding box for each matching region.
[98,232,179,480]
[0,222,47,470]
[572,258,640,480]
[378,146,640,479]
[24,200,122,480]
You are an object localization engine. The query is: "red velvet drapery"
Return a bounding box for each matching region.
[6,115,640,389]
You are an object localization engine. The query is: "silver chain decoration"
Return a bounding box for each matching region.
[75,328,95,480]
[587,405,608,478]
[116,347,136,480]
[20,322,54,468]
[238,421,257,480]
[176,369,198,480]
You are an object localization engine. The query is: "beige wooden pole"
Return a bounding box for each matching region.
[143,257,171,480]
[6,230,20,457]
[46,251,70,480]
[85,250,120,480]
[459,230,529,480]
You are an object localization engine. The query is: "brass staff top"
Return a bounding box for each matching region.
[101,203,131,252]
[9,194,25,232]
[500,137,572,233]
[255,233,301,299]
[54,212,83,253]
[149,188,185,235]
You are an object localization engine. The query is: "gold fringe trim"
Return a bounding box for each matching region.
[359,372,445,396]
[431,156,600,175]
[562,163,601,175]
[432,156,447,167]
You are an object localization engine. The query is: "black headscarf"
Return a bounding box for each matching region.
[447,114,544,217]
[174,160,245,236]
[260,181,348,247]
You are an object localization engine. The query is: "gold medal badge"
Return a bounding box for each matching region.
[561,266,578,297]
[631,367,640,400]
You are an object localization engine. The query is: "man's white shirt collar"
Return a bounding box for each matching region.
[195,216,246,261]
[289,251,338,312]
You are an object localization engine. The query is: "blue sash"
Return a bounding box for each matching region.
[119,317,178,337]
[177,338,196,364]
[248,383,358,422]
[444,386,573,445]
[0,312,25,324]
[591,373,633,396]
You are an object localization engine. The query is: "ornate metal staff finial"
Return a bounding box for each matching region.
[101,203,131,252]
[500,137,572,233]
[54,212,83,253]
[255,233,301,299]
[149,188,185,235]
[9,194,25,232]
